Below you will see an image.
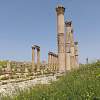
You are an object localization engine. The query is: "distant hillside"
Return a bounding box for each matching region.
[1,62,100,100]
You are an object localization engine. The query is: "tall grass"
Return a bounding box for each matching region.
[1,62,100,100]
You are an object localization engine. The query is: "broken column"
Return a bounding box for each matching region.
[7,60,12,74]
[56,5,65,73]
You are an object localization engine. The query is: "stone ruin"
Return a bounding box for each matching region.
[56,5,79,73]
[0,5,79,81]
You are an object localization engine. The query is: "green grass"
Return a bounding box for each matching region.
[1,62,100,100]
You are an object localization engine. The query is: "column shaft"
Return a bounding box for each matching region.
[56,5,66,73]
[32,47,35,71]
[65,21,72,71]
[37,48,40,71]
[65,43,71,71]
[49,54,52,71]
[7,61,11,73]
[51,54,54,71]
[53,55,56,71]
[74,42,79,68]
[48,54,50,69]
[70,46,75,68]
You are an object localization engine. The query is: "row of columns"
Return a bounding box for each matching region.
[32,45,40,71]
[31,5,79,73]
[65,21,79,70]
[48,52,58,72]
[56,5,79,72]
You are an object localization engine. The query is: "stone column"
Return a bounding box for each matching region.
[7,60,12,75]
[65,21,75,69]
[25,67,28,73]
[7,60,10,67]
[55,55,57,71]
[56,5,65,73]
[54,55,56,71]
[74,42,79,68]
[53,54,56,71]
[51,54,54,71]
[49,54,52,71]
[37,47,40,71]
[32,46,35,71]
[53,53,57,72]
[65,21,72,71]
[65,43,71,71]
[70,46,75,69]
[56,55,58,71]
[48,52,52,71]
[48,53,50,70]
[70,28,75,69]
[51,53,54,71]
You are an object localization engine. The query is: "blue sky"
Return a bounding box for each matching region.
[0,0,100,63]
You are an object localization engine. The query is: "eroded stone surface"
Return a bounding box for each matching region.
[0,75,57,98]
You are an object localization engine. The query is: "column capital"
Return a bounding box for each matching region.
[56,5,65,15]
[34,45,40,50]
[32,45,35,49]
[48,52,53,55]
[65,21,72,27]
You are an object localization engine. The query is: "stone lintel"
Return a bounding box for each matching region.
[48,52,53,55]
[32,45,40,50]
[48,52,58,57]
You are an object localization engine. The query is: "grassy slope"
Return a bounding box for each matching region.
[2,62,100,100]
